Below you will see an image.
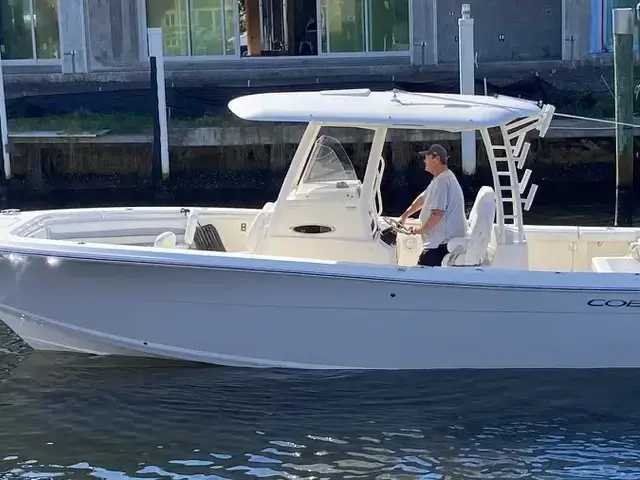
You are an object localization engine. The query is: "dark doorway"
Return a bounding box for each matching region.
[240,0,318,56]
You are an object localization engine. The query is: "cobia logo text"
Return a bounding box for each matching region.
[587,299,640,307]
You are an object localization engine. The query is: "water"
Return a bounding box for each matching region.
[1,202,639,479]
[2,333,640,480]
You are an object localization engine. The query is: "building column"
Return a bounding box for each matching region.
[245,0,262,56]
[84,0,143,70]
[410,0,438,66]
[59,0,89,73]
[562,0,594,62]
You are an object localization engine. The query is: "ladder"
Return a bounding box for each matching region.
[479,104,554,243]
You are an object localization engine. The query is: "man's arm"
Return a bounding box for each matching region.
[414,209,444,235]
[398,193,425,223]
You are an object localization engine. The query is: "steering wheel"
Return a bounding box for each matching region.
[382,216,413,235]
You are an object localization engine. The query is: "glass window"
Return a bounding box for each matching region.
[1,0,34,59]
[224,0,236,55]
[146,0,190,56]
[320,0,409,54]
[367,0,408,52]
[327,0,365,53]
[301,135,359,184]
[1,0,59,60]
[320,0,328,53]
[33,0,61,59]
[191,0,223,55]
[146,0,236,56]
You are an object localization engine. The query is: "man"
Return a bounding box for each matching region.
[398,144,467,267]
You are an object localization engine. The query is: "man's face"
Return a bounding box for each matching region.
[424,154,438,173]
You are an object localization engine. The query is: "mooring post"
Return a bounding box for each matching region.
[637,3,640,63]
[0,48,11,180]
[147,28,170,183]
[613,8,635,227]
[0,48,11,207]
[458,4,477,177]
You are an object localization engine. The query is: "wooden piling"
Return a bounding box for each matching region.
[613,7,636,226]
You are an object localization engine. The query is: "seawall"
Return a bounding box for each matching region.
[3,119,636,211]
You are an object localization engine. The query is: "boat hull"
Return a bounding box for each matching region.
[1,251,640,370]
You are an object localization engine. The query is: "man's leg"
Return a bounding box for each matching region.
[417,244,449,267]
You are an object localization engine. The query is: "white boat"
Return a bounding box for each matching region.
[1,88,639,370]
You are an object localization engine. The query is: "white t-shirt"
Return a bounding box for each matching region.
[417,169,467,249]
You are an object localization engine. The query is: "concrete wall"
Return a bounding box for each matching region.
[436,0,564,63]
[59,0,89,73]
[562,0,594,62]
[410,0,438,66]
[84,0,143,70]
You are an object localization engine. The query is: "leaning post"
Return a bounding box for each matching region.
[613,8,635,227]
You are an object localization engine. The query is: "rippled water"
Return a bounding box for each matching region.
[2,202,640,479]
[4,327,640,479]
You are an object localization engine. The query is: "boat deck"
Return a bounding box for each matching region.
[0,210,46,241]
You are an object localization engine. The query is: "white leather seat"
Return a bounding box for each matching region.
[246,202,275,253]
[154,231,177,248]
[442,186,496,267]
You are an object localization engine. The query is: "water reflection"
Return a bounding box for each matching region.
[2,336,640,479]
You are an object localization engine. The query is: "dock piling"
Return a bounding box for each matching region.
[0,48,10,207]
[148,28,170,183]
[0,47,11,182]
[458,4,477,177]
[612,7,635,227]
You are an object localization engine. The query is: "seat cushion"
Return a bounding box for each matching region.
[591,256,640,273]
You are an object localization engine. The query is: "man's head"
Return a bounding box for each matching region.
[418,144,449,175]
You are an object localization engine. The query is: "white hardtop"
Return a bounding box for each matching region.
[227,88,548,131]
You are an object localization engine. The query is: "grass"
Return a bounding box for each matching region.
[8,110,247,135]
[5,95,638,136]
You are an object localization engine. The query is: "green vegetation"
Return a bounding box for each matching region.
[6,89,640,136]
[8,110,246,135]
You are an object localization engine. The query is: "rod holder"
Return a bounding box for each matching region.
[523,184,538,211]
[516,142,531,169]
[519,169,532,194]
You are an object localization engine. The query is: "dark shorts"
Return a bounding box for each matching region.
[417,244,449,267]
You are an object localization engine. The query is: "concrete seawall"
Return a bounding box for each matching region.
[3,117,633,210]
[8,116,628,147]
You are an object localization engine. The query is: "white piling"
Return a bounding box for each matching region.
[147,28,170,180]
[458,4,476,176]
[0,49,11,180]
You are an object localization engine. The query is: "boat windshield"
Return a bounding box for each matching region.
[300,135,358,184]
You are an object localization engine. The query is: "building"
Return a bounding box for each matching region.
[0,0,629,80]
